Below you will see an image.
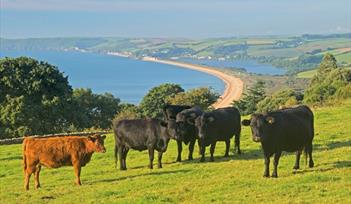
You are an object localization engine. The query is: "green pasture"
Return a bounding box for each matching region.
[0,100,350,203]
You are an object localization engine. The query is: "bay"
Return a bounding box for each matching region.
[0,50,225,104]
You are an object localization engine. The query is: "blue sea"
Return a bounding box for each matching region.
[0,50,226,104]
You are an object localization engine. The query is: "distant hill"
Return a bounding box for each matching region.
[1,33,351,74]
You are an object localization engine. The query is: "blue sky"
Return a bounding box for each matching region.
[1,0,350,39]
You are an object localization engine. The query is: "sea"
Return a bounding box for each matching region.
[0,50,285,104]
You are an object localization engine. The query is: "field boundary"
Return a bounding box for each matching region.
[0,131,111,145]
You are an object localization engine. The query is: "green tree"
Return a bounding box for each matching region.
[140,83,184,118]
[257,89,302,113]
[167,87,219,110]
[113,103,143,123]
[0,57,72,138]
[304,53,351,103]
[232,80,266,115]
[71,88,120,130]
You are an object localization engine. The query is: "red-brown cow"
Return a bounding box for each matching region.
[23,134,106,190]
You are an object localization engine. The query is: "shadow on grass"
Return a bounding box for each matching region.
[292,160,351,174]
[314,140,351,151]
[0,156,22,161]
[180,148,262,164]
[90,169,192,184]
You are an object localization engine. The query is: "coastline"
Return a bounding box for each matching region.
[142,57,244,108]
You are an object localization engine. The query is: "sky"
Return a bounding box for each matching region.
[1,0,350,39]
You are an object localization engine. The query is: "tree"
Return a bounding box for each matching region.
[167,87,219,110]
[71,88,120,130]
[140,83,184,118]
[304,53,351,103]
[257,89,302,113]
[232,80,266,115]
[113,103,143,122]
[0,57,72,138]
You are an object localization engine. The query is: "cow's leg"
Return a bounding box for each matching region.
[176,140,182,162]
[272,151,281,178]
[263,153,270,177]
[210,142,217,162]
[224,139,230,157]
[73,164,82,185]
[198,140,202,155]
[34,165,41,189]
[188,139,195,160]
[199,140,206,162]
[293,150,302,170]
[148,148,154,169]
[114,144,118,170]
[307,143,314,168]
[158,151,163,168]
[235,133,241,154]
[24,163,36,190]
[122,147,129,170]
[118,145,125,170]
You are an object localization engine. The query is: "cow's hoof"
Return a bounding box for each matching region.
[238,150,242,155]
[293,166,299,170]
[272,174,278,178]
[200,158,205,162]
[188,157,193,161]
[158,165,162,169]
[309,161,314,168]
[176,158,181,162]
[224,154,229,157]
[35,185,41,189]
[210,157,215,162]
[263,173,270,178]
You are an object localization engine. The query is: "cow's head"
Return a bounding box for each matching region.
[88,134,107,153]
[242,114,275,142]
[195,113,215,140]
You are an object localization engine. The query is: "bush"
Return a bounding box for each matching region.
[113,104,143,122]
[167,87,219,110]
[257,89,302,113]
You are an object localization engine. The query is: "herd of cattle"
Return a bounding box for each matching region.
[22,104,315,190]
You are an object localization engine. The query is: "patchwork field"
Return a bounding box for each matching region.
[0,100,350,203]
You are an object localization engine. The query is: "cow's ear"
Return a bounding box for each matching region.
[101,135,106,140]
[88,135,96,142]
[208,117,215,122]
[242,119,251,126]
[266,116,275,124]
[160,121,168,127]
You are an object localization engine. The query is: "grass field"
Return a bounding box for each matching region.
[297,67,351,79]
[1,101,351,203]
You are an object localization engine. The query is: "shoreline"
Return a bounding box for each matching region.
[142,57,244,108]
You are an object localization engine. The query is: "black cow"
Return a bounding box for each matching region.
[242,105,314,178]
[174,106,204,161]
[113,119,174,170]
[194,107,241,162]
[163,104,191,120]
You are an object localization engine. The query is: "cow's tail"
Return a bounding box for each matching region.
[22,139,27,172]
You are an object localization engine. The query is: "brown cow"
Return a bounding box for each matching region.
[23,134,106,190]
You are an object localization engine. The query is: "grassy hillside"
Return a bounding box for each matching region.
[297,66,351,78]
[0,100,351,203]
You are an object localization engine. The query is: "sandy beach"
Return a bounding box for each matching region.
[142,57,244,108]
